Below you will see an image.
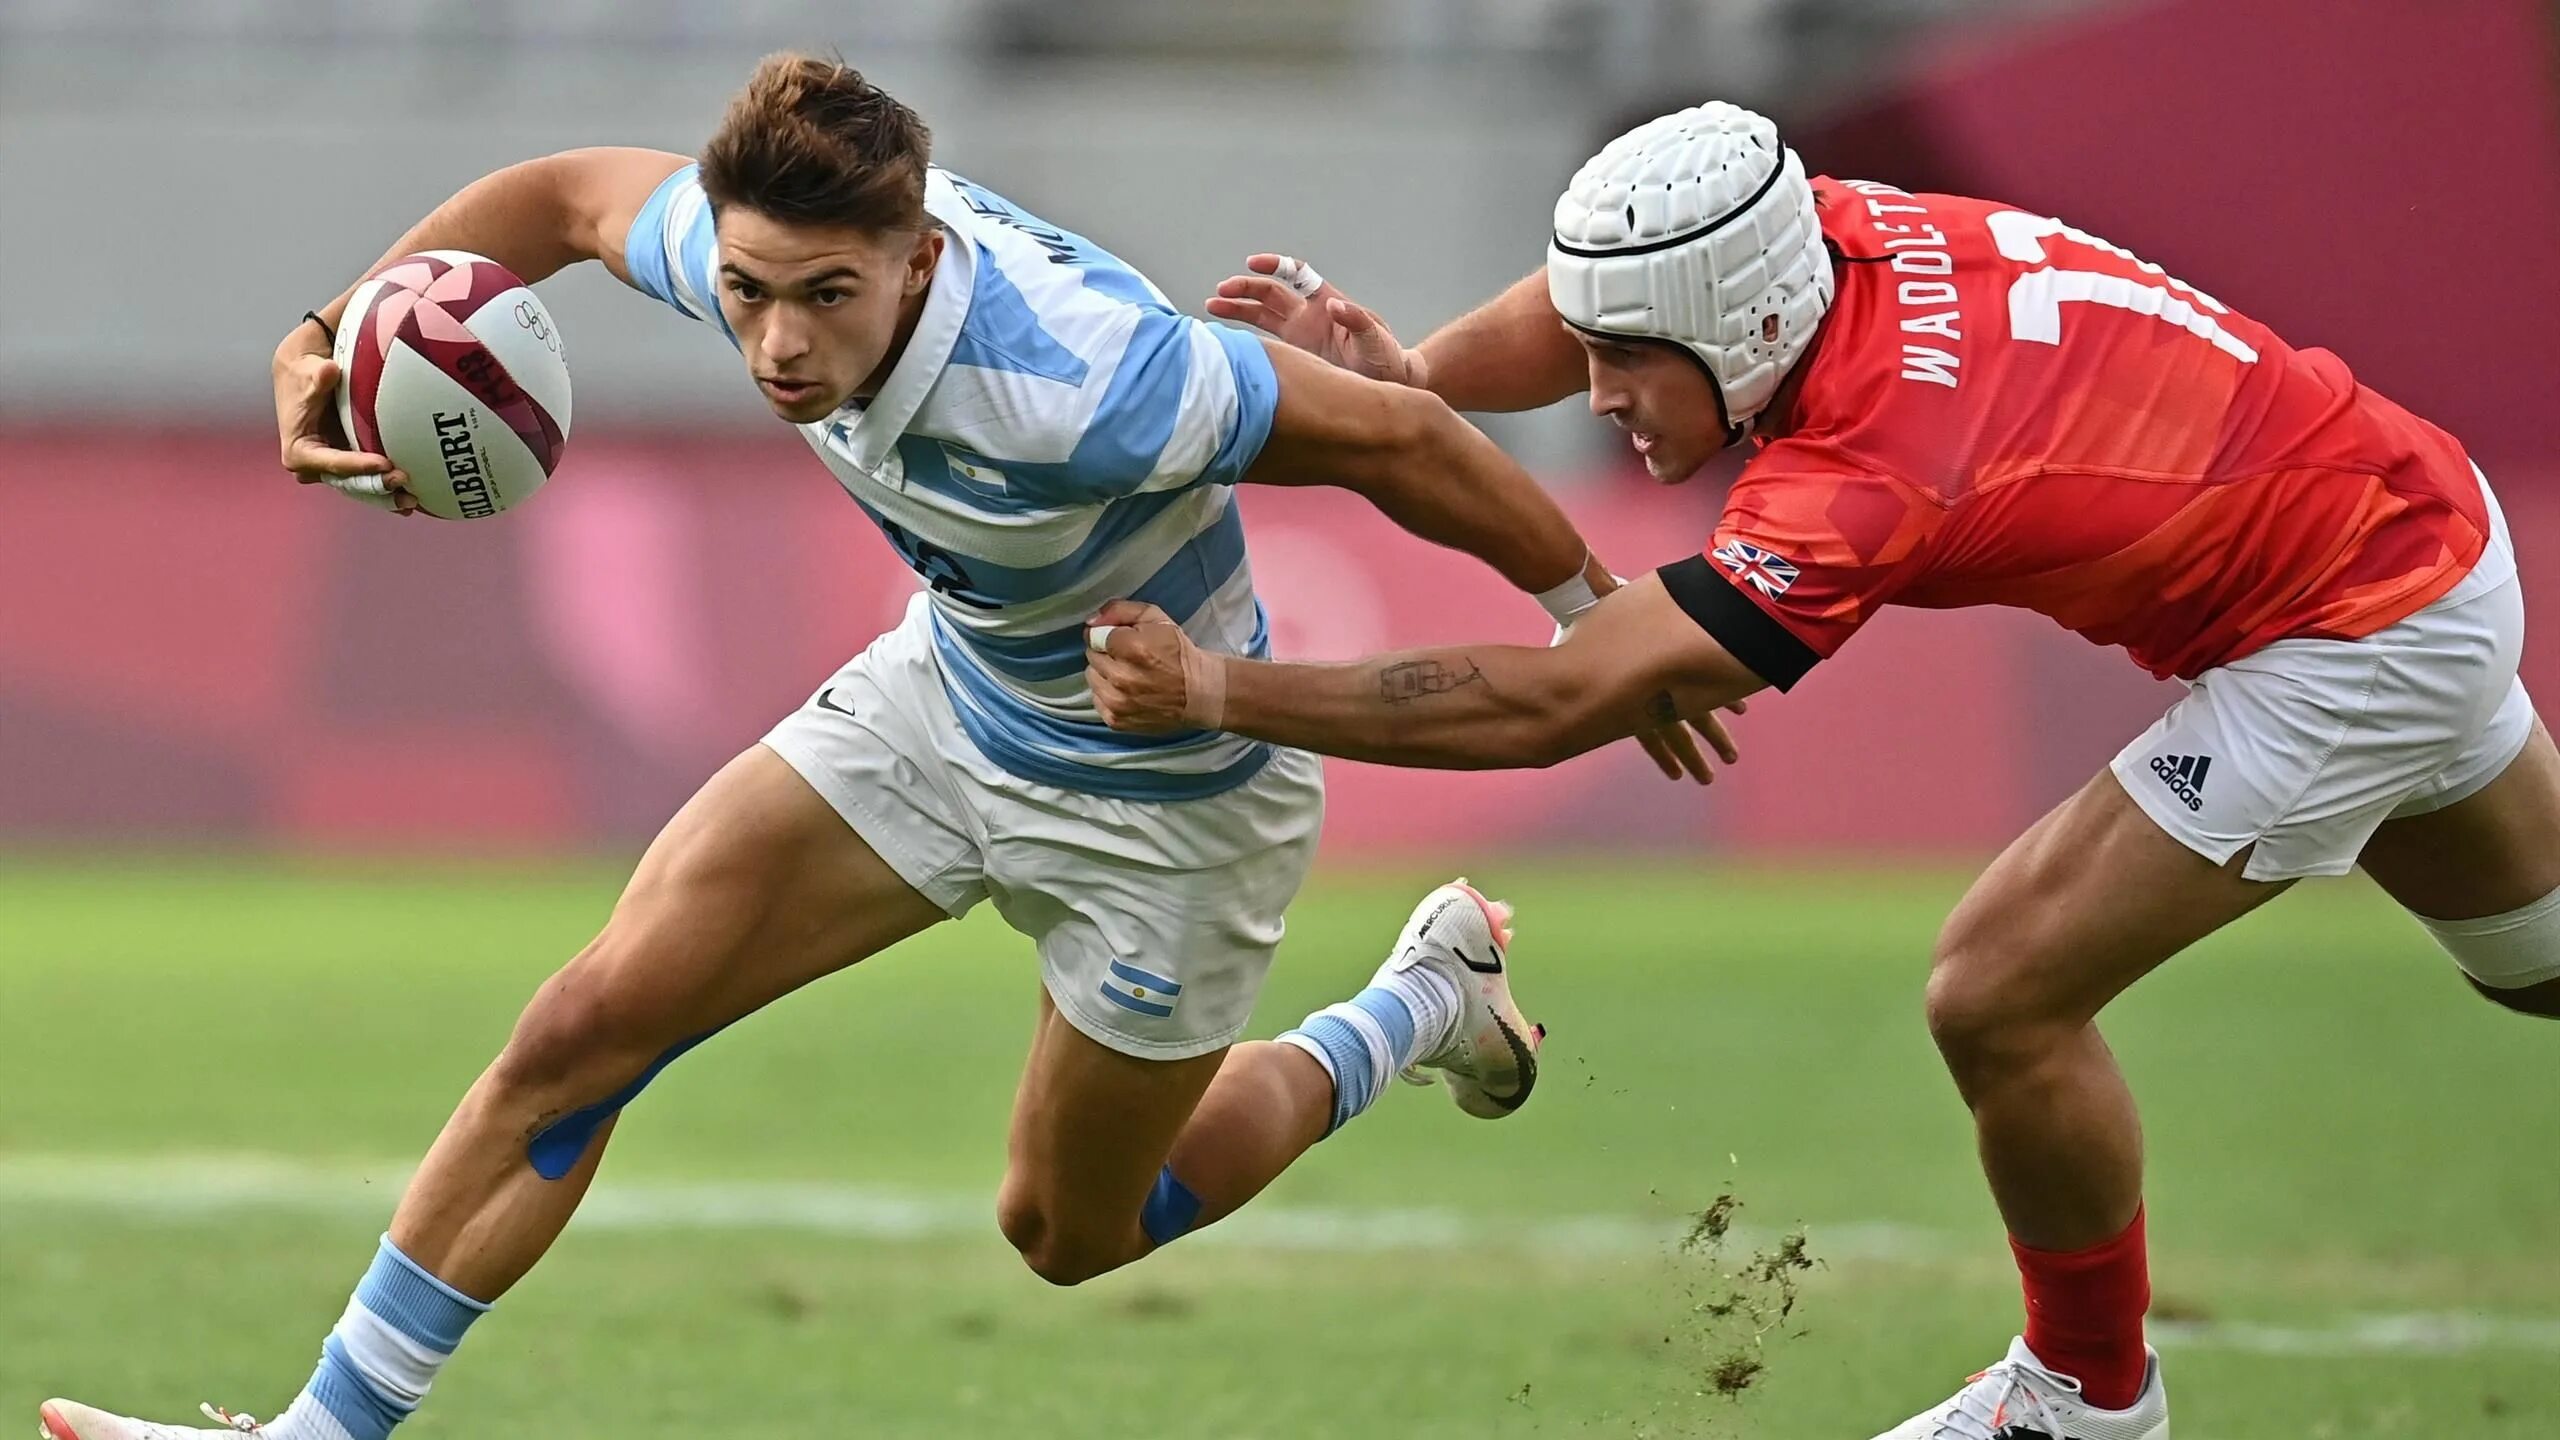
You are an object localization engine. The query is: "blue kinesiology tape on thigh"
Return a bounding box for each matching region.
[525,1029,719,1180]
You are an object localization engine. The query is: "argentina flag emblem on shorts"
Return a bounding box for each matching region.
[1101,959,1182,1018]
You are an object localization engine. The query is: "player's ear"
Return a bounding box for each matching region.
[902,229,943,296]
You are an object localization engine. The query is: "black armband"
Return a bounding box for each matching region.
[1656,554,1821,692]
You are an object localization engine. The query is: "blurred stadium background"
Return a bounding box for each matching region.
[2,2,2556,1436]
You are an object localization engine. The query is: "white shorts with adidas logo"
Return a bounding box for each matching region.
[2111,468,2534,883]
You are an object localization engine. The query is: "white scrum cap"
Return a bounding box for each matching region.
[1547,102,1834,442]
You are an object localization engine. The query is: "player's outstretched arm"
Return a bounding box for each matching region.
[1244,339,1595,594]
[294,147,688,343]
[1409,267,1590,414]
[1242,340,1723,782]
[1086,574,1765,772]
[271,148,690,498]
[1210,260,1586,413]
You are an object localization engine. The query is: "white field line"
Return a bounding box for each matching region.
[0,1153,1936,1258]
[1,1155,2553,1357]
[2150,1314,2560,1356]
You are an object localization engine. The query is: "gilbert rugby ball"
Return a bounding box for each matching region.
[333,250,571,520]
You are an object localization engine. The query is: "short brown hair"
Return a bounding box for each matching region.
[698,53,932,232]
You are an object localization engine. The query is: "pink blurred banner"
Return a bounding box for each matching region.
[3,431,2551,857]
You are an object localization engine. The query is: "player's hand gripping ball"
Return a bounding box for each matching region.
[333,251,572,520]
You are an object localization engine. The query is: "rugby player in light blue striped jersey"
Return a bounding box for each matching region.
[38,51,1728,1440]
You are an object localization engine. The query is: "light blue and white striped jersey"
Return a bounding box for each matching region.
[626,164,1281,801]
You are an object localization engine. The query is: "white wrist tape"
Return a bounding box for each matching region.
[1533,558,1611,626]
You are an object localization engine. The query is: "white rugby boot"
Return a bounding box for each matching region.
[1391,879,1542,1118]
[39,1400,267,1439]
[1870,1336,2168,1440]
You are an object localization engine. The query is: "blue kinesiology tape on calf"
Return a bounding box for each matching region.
[1139,1164,1205,1246]
[524,1029,718,1180]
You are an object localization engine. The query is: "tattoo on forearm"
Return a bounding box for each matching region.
[1645,692,1679,726]
[1377,657,1487,704]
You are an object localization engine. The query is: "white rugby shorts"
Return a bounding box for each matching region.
[2113,467,2533,883]
[763,595,1325,1060]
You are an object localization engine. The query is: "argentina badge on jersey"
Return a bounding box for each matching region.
[944,451,1008,492]
[1100,959,1182,1019]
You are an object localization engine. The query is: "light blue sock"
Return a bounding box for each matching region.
[265,1236,489,1440]
[1279,985,1432,1135]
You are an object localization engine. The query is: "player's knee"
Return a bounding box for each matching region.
[489,999,619,1107]
[1015,1235,1120,1287]
[1001,1221,1116,1288]
[995,1181,1047,1257]
[1924,934,2064,1077]
[490,936,671,1103]
[1922,960,1998,1063]
[995,1185,1126,1288]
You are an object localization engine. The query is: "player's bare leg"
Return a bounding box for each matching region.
[391,744,947,1296]
[996,999,1261,1285]
[2360,714,2560,1016]
[1869,770,2290,1438]
[1930,770,2290,1251]
[41,744,947,1440]
[995,880,1534,1285]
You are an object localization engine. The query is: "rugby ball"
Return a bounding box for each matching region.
[333,250,571,520]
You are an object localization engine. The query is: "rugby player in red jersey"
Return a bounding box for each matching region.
[1086,103,2559,1439]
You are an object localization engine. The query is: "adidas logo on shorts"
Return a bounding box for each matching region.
[2150,753,2212,812]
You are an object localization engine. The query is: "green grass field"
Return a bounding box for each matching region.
[1,858,2552,1438]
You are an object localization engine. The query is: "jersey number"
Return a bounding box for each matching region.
[1985,211,2258,364]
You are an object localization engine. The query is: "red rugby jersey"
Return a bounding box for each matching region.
[1665,177,2488,689]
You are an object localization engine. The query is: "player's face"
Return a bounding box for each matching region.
[715,210,945,423]
[1575,332,1723,484]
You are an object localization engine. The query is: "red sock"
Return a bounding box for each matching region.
[2010,1207,2150,1410]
